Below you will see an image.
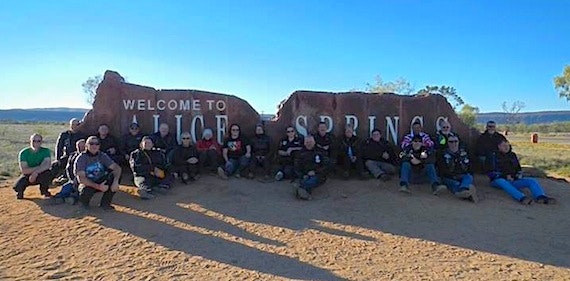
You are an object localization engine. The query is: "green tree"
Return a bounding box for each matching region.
[417,85,464,109]
[458,104,479,127]
[82,75,103,105]
[366,75,415,95]
[554,65,570,101]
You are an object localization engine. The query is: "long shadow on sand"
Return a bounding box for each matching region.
[37,173,570,280]
[37,188,345,281]
[182,174,570,269]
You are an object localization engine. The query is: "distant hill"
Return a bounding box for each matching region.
[1,108,569,125]
[0,108,89,123]
[477,111,570,125]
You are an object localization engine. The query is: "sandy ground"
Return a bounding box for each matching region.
[1,173,569,281]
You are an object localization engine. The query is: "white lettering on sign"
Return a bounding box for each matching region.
[344,115,358,135]
[175,115,182,144]
[410,116,424,134]
[386,116,399,144]
[121,99,228,112]
[216,115,228,144]
[435,116,448,131]
[152,115,160,132]
[295,115,308,137]
[192,100,201,111]
[180,100,191,111]
[191,115,204,143]
[319,115,333,133]
[368,116,376,137]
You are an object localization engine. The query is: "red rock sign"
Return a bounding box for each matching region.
[80,70,478,147]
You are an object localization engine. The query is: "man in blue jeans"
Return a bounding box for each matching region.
[294,135,329,200]
[436,136,478,203]
[399,135,446,194]
[486,140,556,205]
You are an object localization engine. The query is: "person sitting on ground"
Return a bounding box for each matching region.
[436,135,478,203]
[486,140,556,205]
[337,124,366,179]
[249,124,272,180]
[53,118,85,183]
[14,134,54,199]
[196,128,222,173]
[171,132,199,184]
[314,121,337,167]
[274,126,303,181]
[53,139,86,204]
[361,129,398,182]
[399,135,446,195]
[74,136,122,211]
[150,123,177,157]
[434,120,460,155]
[218,124,252,179]
[476,120,507,169]
[97,124,123,165]
[294,135,329,200]
[401,120,434,150]
[121,122,144,162]
[130,136,173,199]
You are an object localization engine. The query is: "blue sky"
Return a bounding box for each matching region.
[1,0,569,113]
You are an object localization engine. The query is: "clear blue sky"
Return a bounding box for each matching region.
[1,0,569,113]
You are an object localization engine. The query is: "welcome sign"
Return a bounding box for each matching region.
[80,71,479,147]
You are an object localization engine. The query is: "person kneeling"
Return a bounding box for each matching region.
[74,136,122,211]
[437,136,478,203]
[294,135,328,200]
[486,140,556,205]
[130,137,173,200]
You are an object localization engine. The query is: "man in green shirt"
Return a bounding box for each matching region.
[14,134,53,199]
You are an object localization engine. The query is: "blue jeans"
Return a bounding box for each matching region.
[300,175,320,193]
[400,162,439,185]
[442,174,473,194]
[490,177,546,201]
[224,156,250,176]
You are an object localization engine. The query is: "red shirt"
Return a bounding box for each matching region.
[196,139,221,153]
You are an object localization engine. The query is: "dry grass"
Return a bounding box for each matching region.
[510,140,570,178]
[0,123,66,180]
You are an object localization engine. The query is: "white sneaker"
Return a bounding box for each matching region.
[275,171,284,181]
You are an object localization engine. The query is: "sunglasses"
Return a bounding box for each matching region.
[32,140,42,143]
[286,130,295,133]
[487,125,496,128]
[442,126,450,129]
[182,137,191,140]
[88,142,100,145]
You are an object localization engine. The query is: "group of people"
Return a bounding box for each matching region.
[14,118,556,211]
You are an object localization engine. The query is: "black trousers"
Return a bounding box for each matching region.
[249,156,272,176]
[199,150,221,172]
[338,155,365,176]
[13,170,53,194]
[78,175,115,207]
[172,163,199,177]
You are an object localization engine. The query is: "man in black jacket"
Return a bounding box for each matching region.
[53,118,85,182]
[171,132,200,184]
[362,129,397,181]
[97,124,123,165]
[486,140,556,205]
[294,135,329,200]
[476,121,507,168]
[121,122,144,162]
[399,135,446,195]
[130,136,173,199]
[437,136,478,202]
[249,124,272,180]
[337,125,365,179]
